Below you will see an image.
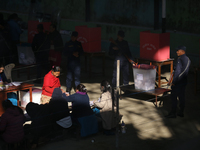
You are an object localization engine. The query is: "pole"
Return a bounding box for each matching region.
[162,0,166,33]
[116,60,120,148]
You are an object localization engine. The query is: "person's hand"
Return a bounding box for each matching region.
[61,89,65,93]
[132,63,136,66]
[73,52,79,57]
[113,47,119,50]
[65,92,70,96]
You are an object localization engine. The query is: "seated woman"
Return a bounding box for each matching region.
[41,66,64,104]
[0,100,25,144]
[49,88,72,129]
[65,84,93,119]
[92,80,119,135]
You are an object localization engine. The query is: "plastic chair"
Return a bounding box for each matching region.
[4,63,15,82]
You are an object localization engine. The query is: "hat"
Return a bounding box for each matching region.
[71,31,78,37]
[176,46,186,52]
[118,30,125,37]
[37,24,44,30]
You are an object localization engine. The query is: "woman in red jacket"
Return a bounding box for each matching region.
[41,66,64,104]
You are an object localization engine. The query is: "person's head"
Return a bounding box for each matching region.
[71,31,78,42]
[176,46,186,56]
[52,88,62,99]
[9,13,18,21]
[117,30,125,41]
[37,24,44,32]
[100,80,112,93]
[2,99,13,111]
[51,66,60,77]
[49,23,56,33]
[76,84,87,93]
[0,62,5,74]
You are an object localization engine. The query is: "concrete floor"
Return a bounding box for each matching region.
[11,56,200,150]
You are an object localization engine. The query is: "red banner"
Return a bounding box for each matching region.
[140,31,170,61]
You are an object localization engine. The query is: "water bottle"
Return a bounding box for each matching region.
[121,121,126,133]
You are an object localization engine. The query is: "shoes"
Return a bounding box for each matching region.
[165,113,176,118]
[177,112,184,117]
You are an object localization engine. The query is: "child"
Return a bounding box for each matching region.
[92,80,118,135]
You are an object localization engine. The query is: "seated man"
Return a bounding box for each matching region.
[0,100,25,144]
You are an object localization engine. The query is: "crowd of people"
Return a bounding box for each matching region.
[0,11,191,149]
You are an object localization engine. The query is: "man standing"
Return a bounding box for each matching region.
[32,24,50,83]
[64,31,83,94]
[165,46,191,118]
[48,24,63,67]
[109,30,134,88]
[7,13,22,65]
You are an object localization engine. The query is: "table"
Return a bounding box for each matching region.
[84,51,105,77]
[120,84,171,107]
[137,58,174,88]
[0,83,34,116]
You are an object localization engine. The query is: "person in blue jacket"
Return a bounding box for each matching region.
[65,84,93,119]
[64,31,84,94]
[165,46,191,118]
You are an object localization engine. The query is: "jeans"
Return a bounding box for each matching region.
[66,61,81,91]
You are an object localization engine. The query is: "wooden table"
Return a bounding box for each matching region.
[120,84,171,107]
[136,58,174,88]
[0,83,34,116]
[84,51,105,77]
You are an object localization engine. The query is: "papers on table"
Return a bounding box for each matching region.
[9,82,22,86]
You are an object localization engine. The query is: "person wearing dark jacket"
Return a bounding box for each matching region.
[0,100,25,144]
[165,46,191,118]
[49,88,72,129]
[32,24,50,83]
[48,24,63,67]
[0,20,12,65]
[109,30,134,88]
[65,84,93,119]
[64,31,84,94]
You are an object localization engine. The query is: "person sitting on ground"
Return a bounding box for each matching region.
[0,99,25,144]
[49,88,72,130]
[25,102,51,146]
[92,80,118,135]
[65,84,93,120]
[41,66,65,104]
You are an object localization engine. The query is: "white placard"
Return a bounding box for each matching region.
[136,73,143,81]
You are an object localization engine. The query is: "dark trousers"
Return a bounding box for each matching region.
[10,40,19,66]
[112,59,129,88]
[66,61,81,91]
[35,52,49,79]
[171,85,186,113]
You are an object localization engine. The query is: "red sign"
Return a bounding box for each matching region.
[75,26,101,52]
[140,31,170,61]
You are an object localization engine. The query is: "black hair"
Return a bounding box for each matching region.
[71,31,78,37]
[0,62,5,68]
[8,13,18,20]
[101,80,112,93]
[37,24,44,30]
[51,66,60,72]
[2,99,13,111]
[50,23,57,30]
[76,84,87,93]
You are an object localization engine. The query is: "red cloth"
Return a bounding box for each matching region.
[0,107,25,143]
[42,71,61,97]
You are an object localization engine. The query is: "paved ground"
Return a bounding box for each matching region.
[11,56,200,150]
